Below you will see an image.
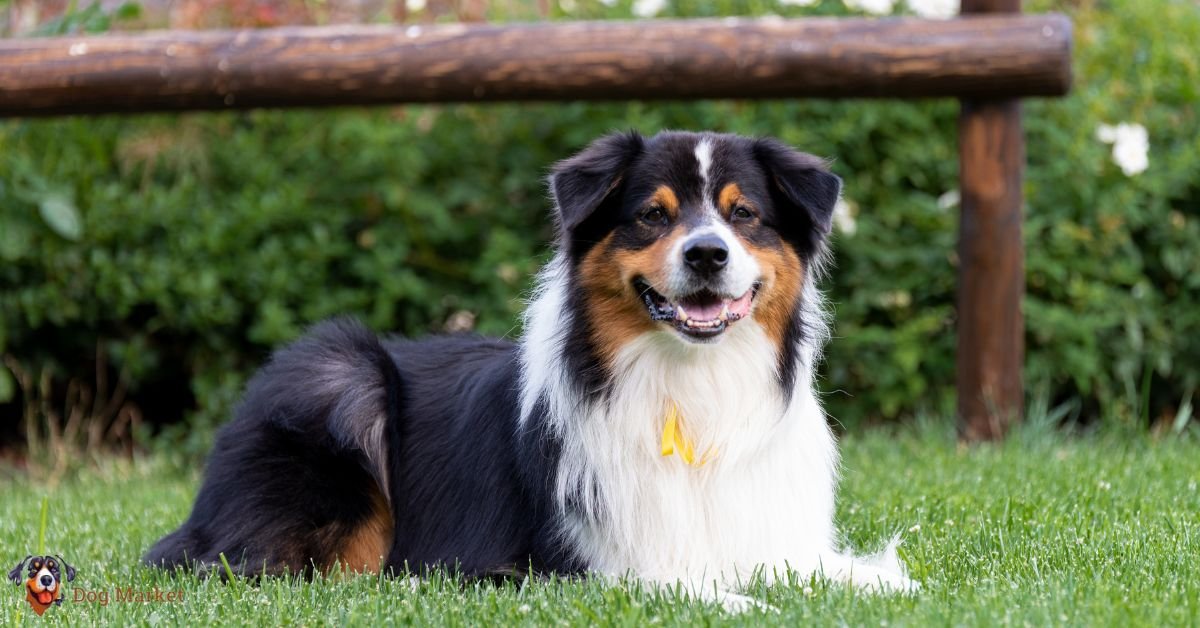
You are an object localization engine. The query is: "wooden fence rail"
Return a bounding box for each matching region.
[0,16,1070,115]
[0,13,1073,440]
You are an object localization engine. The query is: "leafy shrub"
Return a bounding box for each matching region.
[1,0,1197,456]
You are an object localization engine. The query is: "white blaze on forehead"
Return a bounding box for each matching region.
[694,137,717,217]
[694,138,713,186]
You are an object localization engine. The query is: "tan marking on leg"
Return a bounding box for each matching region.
[335,489,393,575]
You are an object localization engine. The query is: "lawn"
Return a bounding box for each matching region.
[2,420,1198,626]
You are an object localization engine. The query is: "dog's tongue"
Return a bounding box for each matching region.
[728,288,753,319]
[679,293,725,321]
[678,288,754,322]
[36,590,54,605]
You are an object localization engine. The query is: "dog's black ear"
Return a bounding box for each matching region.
[753,138,842,242]
[549,131,644,234]
[54,556,75,582]
[8,556,30,583]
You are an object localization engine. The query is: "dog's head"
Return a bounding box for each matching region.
[550,131,839,365]
[9,555,75,600]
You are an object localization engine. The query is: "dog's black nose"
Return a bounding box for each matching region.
[40,574,53,587]
[683,234,729,276]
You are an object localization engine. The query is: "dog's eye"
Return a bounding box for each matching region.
[641,207,669,226]
[731,205,755,221]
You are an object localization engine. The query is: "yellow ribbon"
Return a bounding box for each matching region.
[661,402,714,466]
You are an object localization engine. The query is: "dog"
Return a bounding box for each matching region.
[145,131,914,609]
[9,555,76,616]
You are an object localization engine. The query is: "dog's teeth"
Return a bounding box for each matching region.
[676,305,688,321]
[719,304,729,322]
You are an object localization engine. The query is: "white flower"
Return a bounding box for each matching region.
[1098,480,1112,491]
[1096,122,1149,176]
[844,0,895,15]
[832,198,857,236]
[936,189,960,211]
[908,524,921,533]
[906,0,957,19]
[405,0,426,11]
[632,0,666,17]
[879,290,912,308]
[780,0,819,6]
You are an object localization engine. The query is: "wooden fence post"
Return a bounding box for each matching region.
[957,0,1026,441]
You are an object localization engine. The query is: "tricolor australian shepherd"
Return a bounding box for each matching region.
[145,131,915,609]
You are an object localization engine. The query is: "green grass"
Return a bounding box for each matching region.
[3,422,1198,626]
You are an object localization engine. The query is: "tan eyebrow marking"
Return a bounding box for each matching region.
[648,185,680,218]
[718,182,749,214]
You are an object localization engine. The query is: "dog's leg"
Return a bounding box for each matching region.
[813,539,920,593]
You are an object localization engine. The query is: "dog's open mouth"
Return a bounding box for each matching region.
[634,279,758,339]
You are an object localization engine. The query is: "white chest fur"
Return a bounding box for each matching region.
[550,324,839,585]
[519,260,840,586]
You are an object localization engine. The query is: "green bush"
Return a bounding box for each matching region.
[1,0,1197,454]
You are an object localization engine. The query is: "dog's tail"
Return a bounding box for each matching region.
[143,317,407,573]
[255,317,407,505]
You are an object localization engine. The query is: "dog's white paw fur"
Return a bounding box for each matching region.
[821,537,921,594]
[840,565,921,593]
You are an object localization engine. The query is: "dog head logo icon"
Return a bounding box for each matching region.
[9,555,76,616]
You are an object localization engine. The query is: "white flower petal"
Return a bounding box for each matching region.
[1099,122,1149,176]
[833,198,857,236]
[906,0,957,19]
[844,0,895,15]
[780,0,820,6]
[632,0,667,17]
[936,189,960,211]
[1095,123,1118,144]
